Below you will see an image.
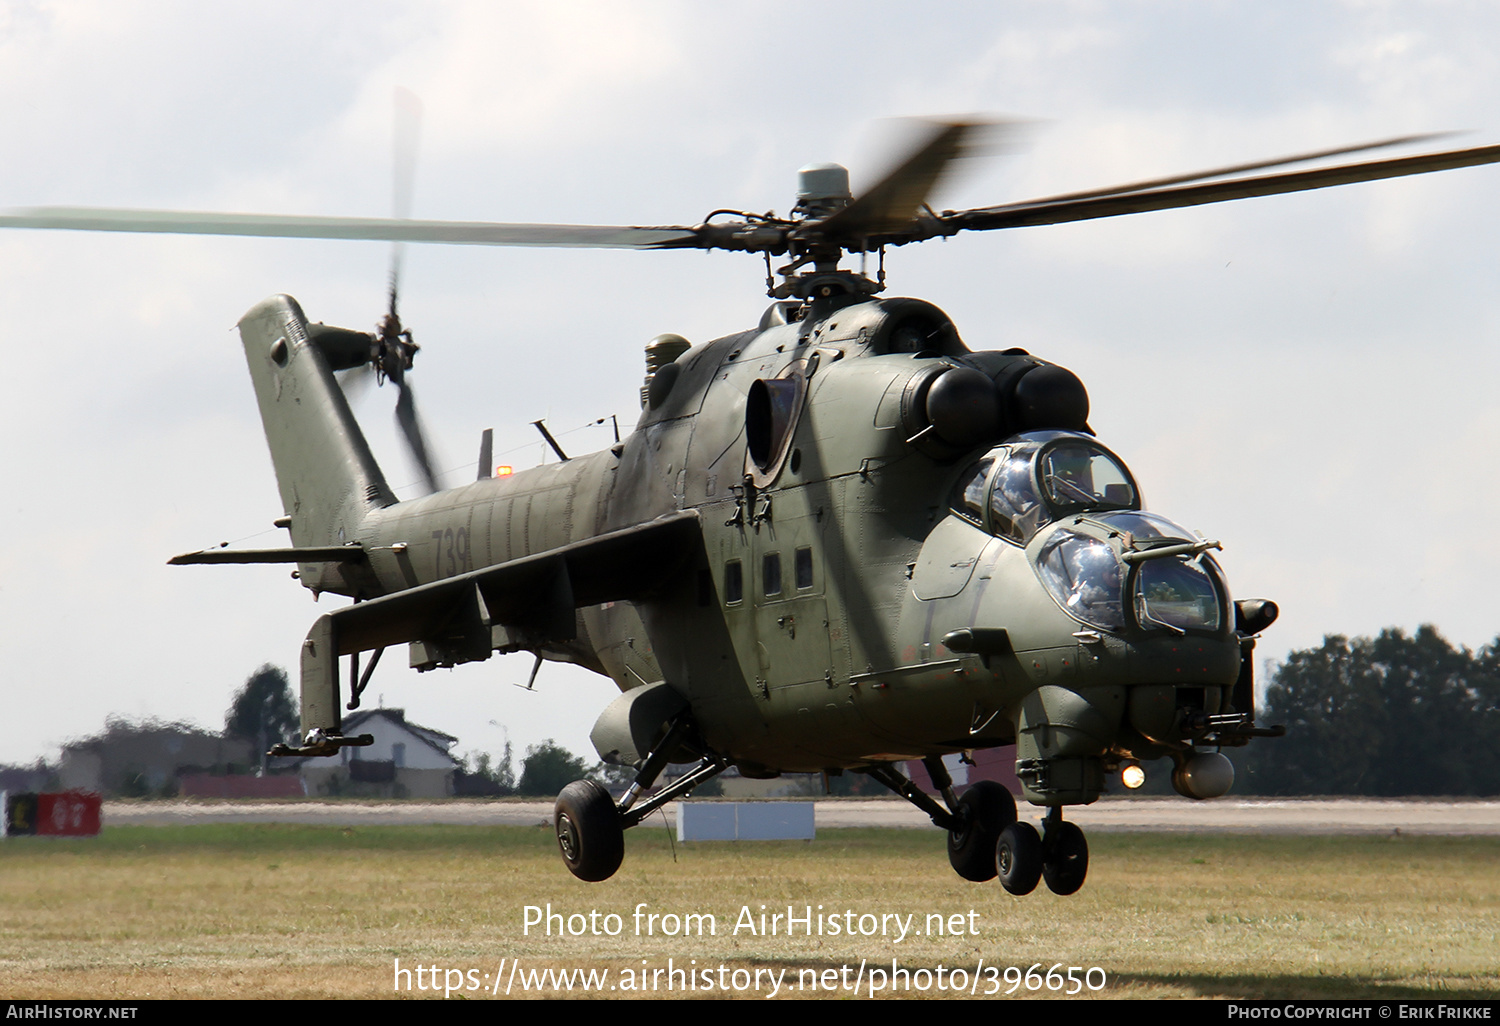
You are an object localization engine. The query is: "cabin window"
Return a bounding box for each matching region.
[989,450,1044,544]
[795,546,813,590]
[763,552,782,596]
[725,560,743,604]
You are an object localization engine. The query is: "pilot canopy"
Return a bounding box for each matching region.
[949,430,1138,545]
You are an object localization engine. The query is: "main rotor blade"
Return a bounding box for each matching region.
[1011,131,1457,208]
[0,208,702,249]
[944,140,1500,234]
[819,119,1006,237]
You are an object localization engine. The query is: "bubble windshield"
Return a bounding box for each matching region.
[1034,511,1225,635]
[1036,528,1126,631]
[1038,442,1135,512]
[949,432,1138,545]
[1134,557,1223,633]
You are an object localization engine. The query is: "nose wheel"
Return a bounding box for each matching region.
[996,821,1043,894]
[1040,816,1089,895]
[855,759,1088,894]
[997,809,1090,896]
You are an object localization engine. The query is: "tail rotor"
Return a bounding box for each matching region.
[336,86,441,495]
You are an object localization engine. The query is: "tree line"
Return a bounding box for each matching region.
[1238,626,1500,796]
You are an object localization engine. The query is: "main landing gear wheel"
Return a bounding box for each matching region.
[1041,819,1089,896]
[947,781,1018,882]
[554,779,624,882]
[996,821,1043,895]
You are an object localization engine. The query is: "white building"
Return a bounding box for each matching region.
[299,708,460,798]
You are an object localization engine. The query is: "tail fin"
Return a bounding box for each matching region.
[238,295,396,595]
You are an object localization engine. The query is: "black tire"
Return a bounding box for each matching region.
[554,779,624,882]
[1041,820,1089,896]
[996,821,1043,896]
[946,781,1018,882]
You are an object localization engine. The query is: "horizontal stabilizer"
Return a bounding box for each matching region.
[168,546,366,565]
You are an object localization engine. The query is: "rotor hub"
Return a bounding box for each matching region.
[792,162,852,219]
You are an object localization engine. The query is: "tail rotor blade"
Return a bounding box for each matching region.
[387,87,423,328]
[394,378,440,494]
[336,362,376,405]
[392,86,422,222]
[383,87,437,496]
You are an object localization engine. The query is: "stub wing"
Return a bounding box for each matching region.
[284,511,701,753]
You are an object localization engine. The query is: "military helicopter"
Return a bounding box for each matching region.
[7,119,1499,893]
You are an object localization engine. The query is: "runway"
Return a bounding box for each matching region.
[102,796,1500,835]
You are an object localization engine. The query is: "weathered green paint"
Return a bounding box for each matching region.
[237,289,1257,809]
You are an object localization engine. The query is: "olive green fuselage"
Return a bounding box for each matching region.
[246,293,1244,804]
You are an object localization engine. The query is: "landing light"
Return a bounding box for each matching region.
[1121,761,1146,790]
[496,465,514,477]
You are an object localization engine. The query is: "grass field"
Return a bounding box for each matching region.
[1,823,1496,1000]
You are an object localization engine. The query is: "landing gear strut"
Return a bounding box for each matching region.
[552,715,726,882]
[864,758,1026,884]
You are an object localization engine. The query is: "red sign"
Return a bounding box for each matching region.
[34,792,102,836]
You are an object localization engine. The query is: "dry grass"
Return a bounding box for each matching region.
[1,824,1496,999]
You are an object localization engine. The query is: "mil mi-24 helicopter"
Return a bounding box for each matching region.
[6,118,1499,892]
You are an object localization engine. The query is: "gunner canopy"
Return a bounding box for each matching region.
[1035,511,1226,634]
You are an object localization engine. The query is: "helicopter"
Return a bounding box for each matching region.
[7,119,1499,892]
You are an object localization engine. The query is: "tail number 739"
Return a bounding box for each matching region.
[432,527,471,578]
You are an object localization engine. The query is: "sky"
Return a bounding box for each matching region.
[2,1,1498,772]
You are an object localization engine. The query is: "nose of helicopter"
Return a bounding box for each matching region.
[931,512,1247,807]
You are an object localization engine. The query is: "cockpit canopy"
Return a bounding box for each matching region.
[1035,511,1226,635]
[950,431,1139,545]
